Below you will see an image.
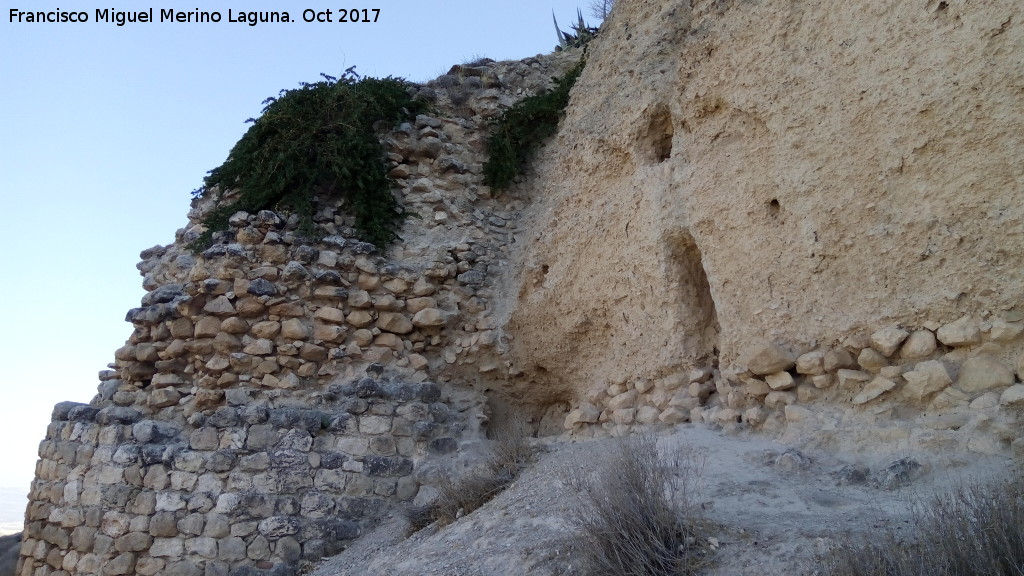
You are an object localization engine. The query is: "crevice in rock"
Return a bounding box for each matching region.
[666,230,720,362]
[640,106,674,164]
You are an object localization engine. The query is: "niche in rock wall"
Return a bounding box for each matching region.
[666,230,720,361]
[639,106,674,164]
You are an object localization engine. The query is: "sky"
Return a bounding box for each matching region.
[0,0,600,494]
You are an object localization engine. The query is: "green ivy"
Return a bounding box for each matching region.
[483,56,585,190]
[190,70,426,251]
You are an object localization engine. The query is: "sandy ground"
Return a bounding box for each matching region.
[307,423,1018,576]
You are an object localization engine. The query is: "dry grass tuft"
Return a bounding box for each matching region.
[407,419,534,532]
[823,477,1024,576]
[564,435,715,576]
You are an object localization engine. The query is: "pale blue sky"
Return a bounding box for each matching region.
[0,1,597,492]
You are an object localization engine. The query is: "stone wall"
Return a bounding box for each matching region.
[17,51,582,576]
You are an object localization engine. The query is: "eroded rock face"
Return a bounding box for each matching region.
[506,0,1023,403]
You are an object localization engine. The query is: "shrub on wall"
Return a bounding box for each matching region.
[191,69,426,251]
[483,56,585,190]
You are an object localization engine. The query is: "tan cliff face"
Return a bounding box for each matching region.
[506,0,1024,404]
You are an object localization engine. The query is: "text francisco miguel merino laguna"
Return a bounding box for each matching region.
[9,8,295,26]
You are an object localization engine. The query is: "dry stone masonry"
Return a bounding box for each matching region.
[18,51,582,576]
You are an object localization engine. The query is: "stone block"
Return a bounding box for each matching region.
[765,371,795,390]
[377,312,413,334]
[795,350,825,375]
[870,326,909,357]
[903,360,952,401]
[837,369,871,390]
[412,308,446,327]
[1000,384,1024,406]
[957,355,1014,394]
[857,348,889,372]
[852,377,896,405]
[936,316,982,346]
[281,318,310,340]
[742,343,796,375]
[823,347,856,371]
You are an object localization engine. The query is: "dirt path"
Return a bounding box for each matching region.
[307,424,1017,576]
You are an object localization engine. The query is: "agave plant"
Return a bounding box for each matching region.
[553,9,600,50]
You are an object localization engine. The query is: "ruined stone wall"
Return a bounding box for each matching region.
[504,0,1024,452]
[17,51,581,576]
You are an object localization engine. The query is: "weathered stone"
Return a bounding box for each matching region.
[243,338,274,355]
[764,391,796,408]
[823,347,856,372]
[374,333,404,350]
[348,290,372,308]
[204,355,230,372]
[268,301,303,317]
[1001,384,1024,406]
[936,316,982,346]
[300,343,328,361]
[742,343,796,375]
[743,378,771,397]
[931,387,971,410]
[364,456,413,477]
[203,296,235,316]
[610,408,635,424]
[114,532,152,553]
[251,320,281,339]
[957,355,1014,394]
[811,374,833,389]
[765,371,795,391]
[411,278,436,296]
[247,278,277,296]
[795,350,825,375]
[104,552,136,575]
[193,316,221,339]
[852,376,896,405]
[607,390,638,410]
[347,311,374,328]
[359,416,391,435]
[149,537,183,558]
[989,319,1024,341]
[902,360,952,401]
[313,322,346,343]
[377,312,413,334]
[870,326,910,357]
[149,388,182,408]
[635,406,661,425]
[281,318,310,340]
[565,404,601,428]
[314,307,346,324]
[351,329,374,346]
[412,308,446,327]
[836,369,871,390]
[892,332,930,361]
[857,348,889,372]
[194,389,224,409]
[659,407,689,424]
[220,316,249,334]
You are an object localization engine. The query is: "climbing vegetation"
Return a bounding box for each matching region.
[482,56,585,190]
[190,69,426,251]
